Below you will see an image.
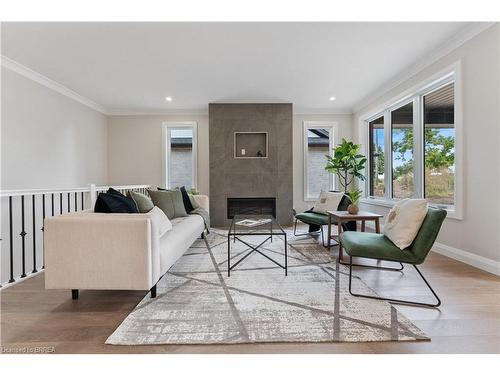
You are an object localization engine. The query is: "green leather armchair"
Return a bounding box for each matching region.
[293,193,356,247]
[340,207,447,307]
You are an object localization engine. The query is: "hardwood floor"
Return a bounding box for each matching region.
[1,234,499,354]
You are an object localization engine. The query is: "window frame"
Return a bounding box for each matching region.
[390,100,418,199]
[368,115,386,198]
[161,121,198,190]
[303,121,337,202]
[359,61,463,220]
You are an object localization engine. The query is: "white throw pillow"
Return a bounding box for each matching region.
[312,191,344,215]
[383,199,428,250]
[148,206,173,237]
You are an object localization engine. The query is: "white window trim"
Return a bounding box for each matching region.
[161,121,198,190]
[358,61,463,220]
[303,121,337,202]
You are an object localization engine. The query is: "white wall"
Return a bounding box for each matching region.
[1,67,108,190]
[352,25,500,271]
[293,114,353,212]
[107,114,210,195]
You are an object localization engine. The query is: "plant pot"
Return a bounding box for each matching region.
[347,204,359,215]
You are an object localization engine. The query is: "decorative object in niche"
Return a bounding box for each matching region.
[234,132,268,158]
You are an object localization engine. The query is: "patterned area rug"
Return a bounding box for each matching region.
[106,229,428,345]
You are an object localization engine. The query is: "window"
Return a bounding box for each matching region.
[363,67,460,216]
[162,122,197,189]
[369,116,385,197]
[391,102,414,198]
[423,83,455,206]
[303,122,335,200]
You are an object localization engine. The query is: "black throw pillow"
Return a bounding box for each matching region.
[94,188,139,213]
[179,186,194,213]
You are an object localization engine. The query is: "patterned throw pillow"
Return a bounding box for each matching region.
[312,191,344,215]
[383,199,428,250]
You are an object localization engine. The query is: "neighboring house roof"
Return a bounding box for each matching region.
[171,138,193,148]
[308,129,329,147]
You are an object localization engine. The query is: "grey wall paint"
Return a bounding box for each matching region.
[107,114,210,195]
[209,103,293,226]
[1,67,108,190]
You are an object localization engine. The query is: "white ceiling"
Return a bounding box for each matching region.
[1,22,476,114]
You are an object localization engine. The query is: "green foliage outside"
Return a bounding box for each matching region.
[392,127,455,204]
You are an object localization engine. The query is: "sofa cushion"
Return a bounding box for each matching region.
[148,206,173,237]
[188,194,200,210]
[127,191,154,213]
[159,214,205,272]
[94,188,139,214]
[148,189,188,219]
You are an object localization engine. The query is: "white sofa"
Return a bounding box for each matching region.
[44,195,209,299]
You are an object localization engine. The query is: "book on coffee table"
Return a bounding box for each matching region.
[235,218,272,227]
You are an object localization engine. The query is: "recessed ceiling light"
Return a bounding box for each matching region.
[329,96,336,101]
[165,96,173,102]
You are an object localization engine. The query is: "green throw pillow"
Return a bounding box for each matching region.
[127,191,154,213]
[188,193,200,210]
[147,189,188,219]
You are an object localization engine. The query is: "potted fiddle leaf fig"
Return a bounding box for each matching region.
[325,138,367,193]
[346,188,362,215]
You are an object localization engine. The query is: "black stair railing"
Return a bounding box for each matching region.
[0,184,149,288]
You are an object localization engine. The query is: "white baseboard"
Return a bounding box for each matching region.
[361,221,500,276]
[432,242,500,276]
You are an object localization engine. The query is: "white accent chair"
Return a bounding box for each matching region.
[44,195,209,299]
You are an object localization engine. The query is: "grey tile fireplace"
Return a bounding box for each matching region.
[209,103,293,226]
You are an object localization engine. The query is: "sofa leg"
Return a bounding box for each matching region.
[150,284,157,298]
[71,289,79,300]
[201,231,205,239]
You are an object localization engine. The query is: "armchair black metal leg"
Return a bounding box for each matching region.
[348,256,441,308]
[293,218,320,237]
[340,258,404,271]
[71,289,79,300]
[294,219,339,248]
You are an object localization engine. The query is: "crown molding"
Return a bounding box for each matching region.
[107,109,354,116]
[293,108,353,115]
[352,22,496,114]
[1,55,108,114]
[106,109,209,116]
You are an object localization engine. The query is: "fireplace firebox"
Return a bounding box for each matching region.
[227,197,276,219]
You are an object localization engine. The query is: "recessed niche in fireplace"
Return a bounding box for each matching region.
[234,132,268,158]
[227,197,276,219]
